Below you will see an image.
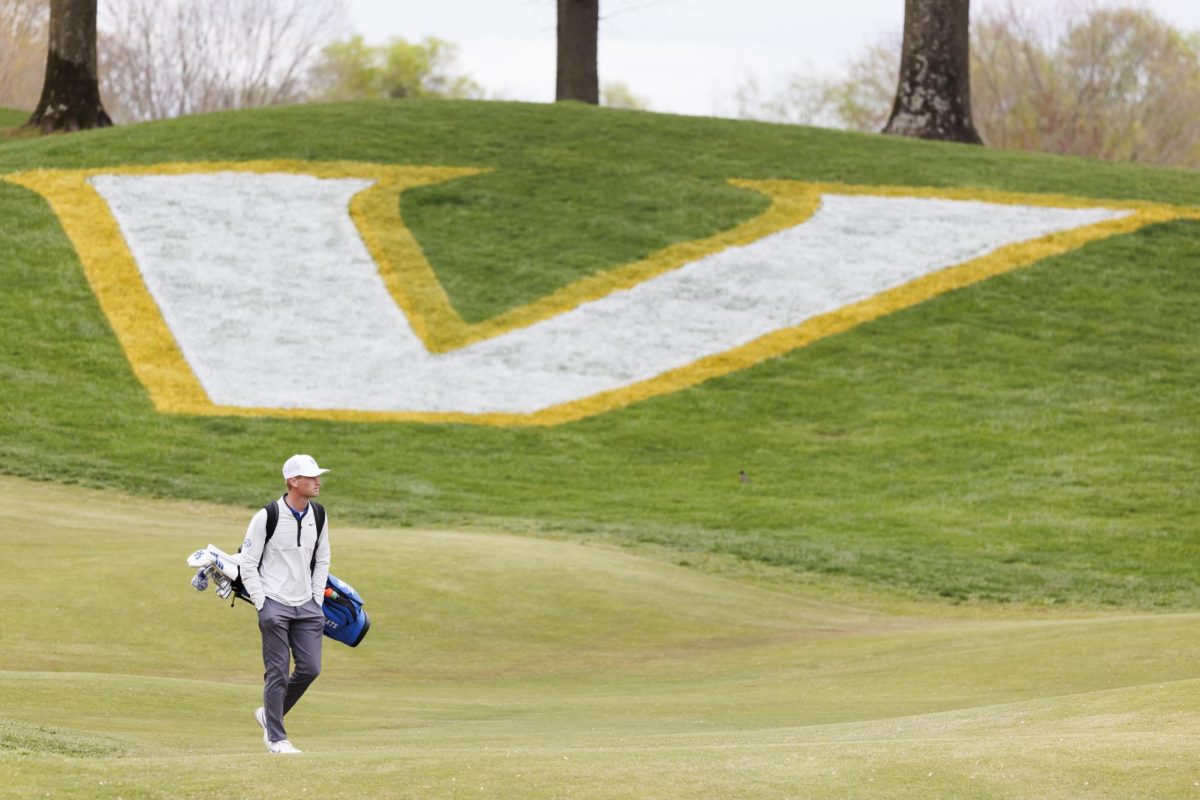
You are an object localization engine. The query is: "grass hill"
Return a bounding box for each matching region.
[7,476,1200,799]
[0,107,27,129]
[1,100,1198,608]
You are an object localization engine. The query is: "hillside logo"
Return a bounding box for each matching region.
[5,161,1191,426]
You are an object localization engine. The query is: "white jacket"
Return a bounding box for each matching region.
[240,497,331,610]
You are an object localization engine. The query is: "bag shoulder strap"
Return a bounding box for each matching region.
[264,499,279,539]
[228,498,282,606]
[257,498,281,568]
[309,501,325,573]
[311,501,325,538]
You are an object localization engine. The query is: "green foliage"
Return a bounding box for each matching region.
[746,5,1200,168]
[734,72,842,127]
[973,6,1200,166]
[601,80,650,110]
[1,100,1199,607]
[310,35,482,101]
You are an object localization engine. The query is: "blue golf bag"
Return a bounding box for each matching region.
[320,574,371,647]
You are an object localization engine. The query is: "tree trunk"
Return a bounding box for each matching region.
[556,0,599,104]
[883,0,981,144]
[27,0,112,133]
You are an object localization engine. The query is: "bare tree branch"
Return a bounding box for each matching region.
[99,0,346,122]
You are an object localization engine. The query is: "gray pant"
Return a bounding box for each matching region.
[258,597,324,742]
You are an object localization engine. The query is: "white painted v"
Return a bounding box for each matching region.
[7,163,1184,425]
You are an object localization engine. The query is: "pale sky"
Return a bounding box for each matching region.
[344,0,1200,116]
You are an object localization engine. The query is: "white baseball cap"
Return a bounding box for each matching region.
[282,454,330,479]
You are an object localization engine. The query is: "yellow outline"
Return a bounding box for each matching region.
[4,160,1198,427]
[2,161,484,416]
[367,177,822,352]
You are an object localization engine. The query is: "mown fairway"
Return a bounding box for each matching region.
[5,476,1200,799]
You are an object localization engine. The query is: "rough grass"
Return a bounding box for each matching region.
[0,100,1198,607]
[0,720,125,758]
[5,476,1200,799]
[0,107,31,138]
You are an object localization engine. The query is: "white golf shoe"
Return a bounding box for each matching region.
[268,739,302,754]
[254,707,269,746]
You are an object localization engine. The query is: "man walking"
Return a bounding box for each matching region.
[240,454,332,754]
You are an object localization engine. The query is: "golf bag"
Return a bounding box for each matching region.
[321,574,370,647]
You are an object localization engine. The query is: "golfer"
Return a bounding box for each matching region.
[240,454,332,754]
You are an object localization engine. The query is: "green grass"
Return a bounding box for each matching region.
[1,100,1198,607]
[0,107,27,124]
[0,107,31,138]
[6,475,1200,799]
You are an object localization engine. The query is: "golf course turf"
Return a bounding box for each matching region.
[6,476,1200,798]
[2,99,1199,797]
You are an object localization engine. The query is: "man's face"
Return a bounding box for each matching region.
[289,475,321,499]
